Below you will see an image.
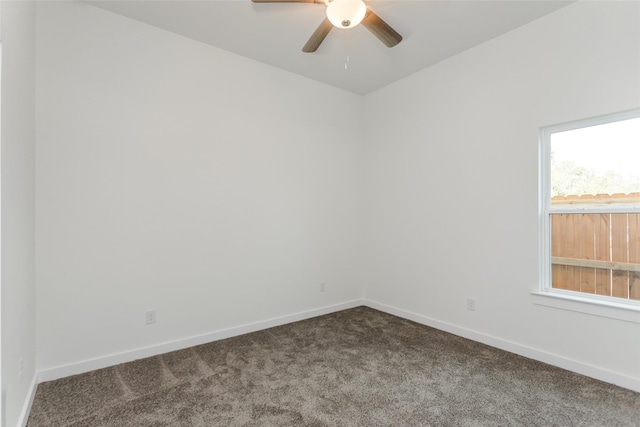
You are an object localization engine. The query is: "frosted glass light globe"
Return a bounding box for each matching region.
[326,0,367,29]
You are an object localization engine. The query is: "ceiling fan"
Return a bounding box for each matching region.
[251,0,403,53]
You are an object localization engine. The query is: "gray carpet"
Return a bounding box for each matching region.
[27,307,639,426]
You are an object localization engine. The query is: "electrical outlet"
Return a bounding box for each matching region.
[467,298,476,311]
[146,310,157,325]
[320,282,326,292]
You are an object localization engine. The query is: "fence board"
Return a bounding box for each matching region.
[611,213,629,299]
[552,257,640,271]
[578,212,596,294]
[594,212,611,296]
[629,213,640,300]
[551,214,566,290]
[564,209,581,291]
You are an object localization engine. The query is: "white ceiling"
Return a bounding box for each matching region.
[86,0,572,95]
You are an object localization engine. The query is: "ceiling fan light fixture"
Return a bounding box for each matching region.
[325,0,367,29]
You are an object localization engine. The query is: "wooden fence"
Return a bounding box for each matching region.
[551,193,640,301]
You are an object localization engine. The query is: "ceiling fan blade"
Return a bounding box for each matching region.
[252,0,323,3]
[302,18,333,53]
[361,9,402,48]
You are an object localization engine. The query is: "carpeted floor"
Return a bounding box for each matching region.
[27,306,639,426]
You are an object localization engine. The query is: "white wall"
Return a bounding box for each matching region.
[363,0,640,388]
[1,1,37,426]
[36,1,364,372]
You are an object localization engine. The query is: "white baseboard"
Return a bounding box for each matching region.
[38,299,365,383]
[17,373,38,427]
[34,297,639,396]
[363,299,640,393]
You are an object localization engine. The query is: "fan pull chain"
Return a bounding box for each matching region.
[344,31,351,70]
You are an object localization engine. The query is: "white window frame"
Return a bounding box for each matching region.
[533,109,640,324]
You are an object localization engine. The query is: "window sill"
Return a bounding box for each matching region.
[532,290,640,324]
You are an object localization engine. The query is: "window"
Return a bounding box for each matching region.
[536,110,640,322]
